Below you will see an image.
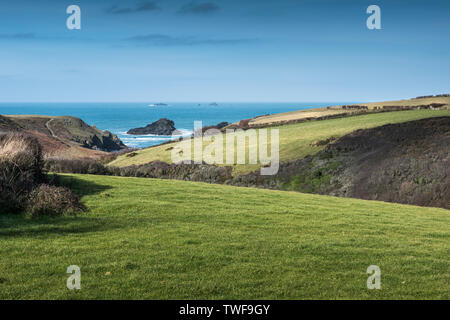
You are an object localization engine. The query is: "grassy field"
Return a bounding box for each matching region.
[0,174,448,299]
[248,96,450,126]
[110,109,450,176]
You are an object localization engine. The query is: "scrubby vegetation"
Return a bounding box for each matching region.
[44,158,232,184]
[26,184,84,217]
[44,158,111,175]
[233,117,450,209]
[0,132,83,216]
[0,132,44,214]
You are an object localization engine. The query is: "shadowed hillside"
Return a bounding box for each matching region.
[233,117,450,209]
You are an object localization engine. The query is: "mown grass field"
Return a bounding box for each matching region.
[109,110,450,176]
[0,174,448,299]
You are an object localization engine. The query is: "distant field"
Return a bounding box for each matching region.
[248,96,450,126]
[0,174,448,299]
[364,96,450,108]
[109,109,450,175]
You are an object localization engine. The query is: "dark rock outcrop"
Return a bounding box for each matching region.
[216,122,229,129]
[83,130,126,152]
[127,118,176,135]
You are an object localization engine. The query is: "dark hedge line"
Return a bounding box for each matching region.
[44,158,232,184]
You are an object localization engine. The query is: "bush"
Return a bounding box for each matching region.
[44,158,110,175]
[0,132,44,214]
[44,158,234,184]
[27,184,85,217]
[0,133,85,216]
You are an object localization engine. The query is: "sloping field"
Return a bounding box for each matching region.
[109,109,450,175]
[0,174,448,299]
[248,96,450,127]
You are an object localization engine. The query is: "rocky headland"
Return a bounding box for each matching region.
[127,118,176,135]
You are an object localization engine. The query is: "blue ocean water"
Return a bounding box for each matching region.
[0,102,348,148]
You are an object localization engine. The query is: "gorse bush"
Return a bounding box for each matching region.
[26,184,85,217]
[43,158,109,174]
[0,132,44,214]
[44,158,232,184]
[0,132,83,216]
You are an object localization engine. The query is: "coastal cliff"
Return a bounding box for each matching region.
[0,114,126,158]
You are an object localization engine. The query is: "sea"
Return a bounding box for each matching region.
[0,102,349,149]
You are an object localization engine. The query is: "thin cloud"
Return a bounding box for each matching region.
[106,1,160,14]
[177,2,219,14]
[0,33,94,42]
[0,33,36,39]
[124,34,256,46]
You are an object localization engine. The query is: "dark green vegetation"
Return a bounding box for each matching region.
[0,174,448,299]
[44,158,232,184]
[282,161,338,194]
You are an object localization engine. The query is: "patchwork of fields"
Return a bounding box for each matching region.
[109,110,450,176]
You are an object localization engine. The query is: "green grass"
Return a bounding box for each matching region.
[0,174,448,299]
[109,110,450,176]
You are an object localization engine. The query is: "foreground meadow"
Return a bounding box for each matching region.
[0,174,448,299]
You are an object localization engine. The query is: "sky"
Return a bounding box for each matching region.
[0,0,449,102]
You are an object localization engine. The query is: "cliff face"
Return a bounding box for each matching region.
[38,116,126,151]
[0,115,127,158]
[232,117,450,209]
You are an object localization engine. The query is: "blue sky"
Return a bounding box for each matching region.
[0,0,449,102]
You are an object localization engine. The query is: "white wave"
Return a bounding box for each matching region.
[118,129,193,138]
[174,128,193,136]
[121,137,169,142]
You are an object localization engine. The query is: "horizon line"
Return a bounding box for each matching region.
[0,100,363,104]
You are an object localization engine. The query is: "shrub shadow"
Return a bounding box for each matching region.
[48,173,113,197]
[0,175,118,237]
[0,215,121,237]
